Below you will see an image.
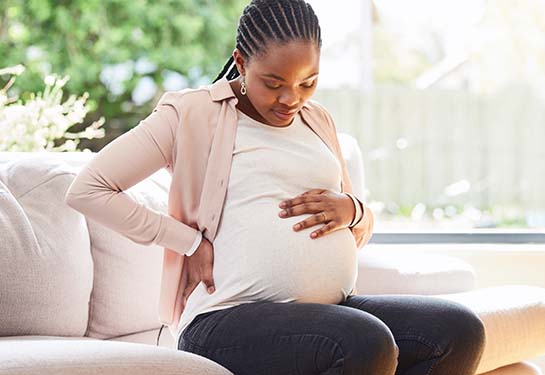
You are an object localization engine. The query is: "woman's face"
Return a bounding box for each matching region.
[234,40,320,126]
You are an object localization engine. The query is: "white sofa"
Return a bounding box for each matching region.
[1,134,544,375]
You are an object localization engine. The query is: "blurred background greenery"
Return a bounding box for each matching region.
[1,0,544,230]
[0,0,247,151]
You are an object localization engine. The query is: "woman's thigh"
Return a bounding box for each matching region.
[179,300,399,375]
[340,294,486,375]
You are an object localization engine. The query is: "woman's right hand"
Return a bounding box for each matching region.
[181,236,216,309]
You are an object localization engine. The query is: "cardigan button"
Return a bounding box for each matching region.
[220,179,224,187]
[211,214,216,220]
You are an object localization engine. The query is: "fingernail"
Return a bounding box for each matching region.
[279,202,286,208]
[208,286,215,294]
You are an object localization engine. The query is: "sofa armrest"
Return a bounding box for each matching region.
[355,248,477,295]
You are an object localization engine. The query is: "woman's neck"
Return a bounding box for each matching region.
[229,78,271,125]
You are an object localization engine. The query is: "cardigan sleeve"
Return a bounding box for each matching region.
[64,92,201,256]
[349,197,374,249]
[313,101,375,249]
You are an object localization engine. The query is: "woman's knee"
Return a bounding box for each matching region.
[439,301,486,357]
[338,313,399,374]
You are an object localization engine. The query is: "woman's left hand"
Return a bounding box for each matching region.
[278,189,354,239]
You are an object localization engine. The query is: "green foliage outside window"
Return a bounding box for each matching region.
[0,0,247,150]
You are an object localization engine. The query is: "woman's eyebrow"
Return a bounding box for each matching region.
[261,72,319,82]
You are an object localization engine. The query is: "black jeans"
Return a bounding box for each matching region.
[178,294,486,375]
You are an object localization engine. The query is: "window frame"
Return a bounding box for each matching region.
[369,232,545,244]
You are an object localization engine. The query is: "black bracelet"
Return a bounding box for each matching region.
[344,192,361,228]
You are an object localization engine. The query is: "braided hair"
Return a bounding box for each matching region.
[213,0,322,83]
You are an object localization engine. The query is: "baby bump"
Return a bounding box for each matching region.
[213,207,359,304]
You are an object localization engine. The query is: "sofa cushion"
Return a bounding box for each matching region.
[0,160,92,337]
[80,167,171,339]
[0,336,232,375]
[107,327,175,349]
[14,151,172,339]
[435,285,545,374]
[356,251,476,295]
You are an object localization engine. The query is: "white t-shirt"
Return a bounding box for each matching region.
[176,109,358,343]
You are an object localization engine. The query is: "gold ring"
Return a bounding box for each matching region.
[320,212,327,221]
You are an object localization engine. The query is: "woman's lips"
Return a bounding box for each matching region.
[272,109,297,121]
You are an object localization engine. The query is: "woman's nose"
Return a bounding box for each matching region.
[278,90,299,107]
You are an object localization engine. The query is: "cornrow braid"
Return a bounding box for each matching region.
[213,0,321,83]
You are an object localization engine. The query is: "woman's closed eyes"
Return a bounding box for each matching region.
[265,80,317,90]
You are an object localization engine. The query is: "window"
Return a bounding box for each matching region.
[309,0,545,242]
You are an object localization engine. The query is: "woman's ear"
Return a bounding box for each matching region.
[233,49,246,76]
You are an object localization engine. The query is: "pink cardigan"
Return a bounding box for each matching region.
[64,77,374,334]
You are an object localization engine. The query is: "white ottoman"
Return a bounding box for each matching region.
[435,285,545,374]
[356,251,476,295]
[480,362,543,375]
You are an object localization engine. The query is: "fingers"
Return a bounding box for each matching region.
[278,200,332,232]
[279,191,323,209]
[181,280,199,308]
[292,212,336,237]
[309,221,336,239]
[300,188,326,196]
[278,199,321,218]
[202,262,216,295]
[279,191,349,238]
[181,238,216,309]
[203,243,216,294]
[204,283,215,294]
[182,274,215,308]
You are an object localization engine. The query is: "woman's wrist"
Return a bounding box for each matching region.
[343,192,363,228]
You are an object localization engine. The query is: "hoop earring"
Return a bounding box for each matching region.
[241,77,247,96]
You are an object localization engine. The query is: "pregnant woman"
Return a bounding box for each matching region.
[65,1,486,374]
